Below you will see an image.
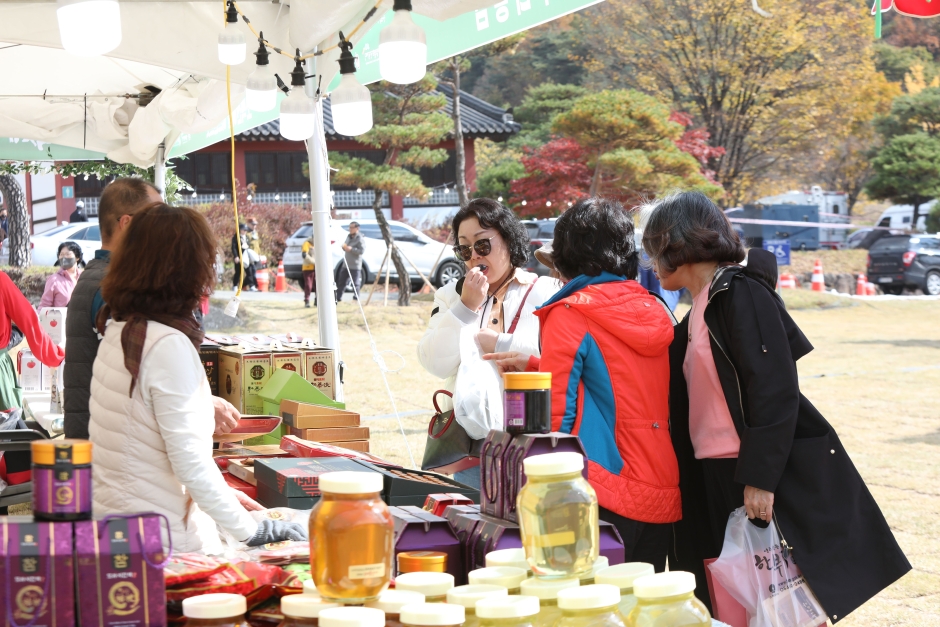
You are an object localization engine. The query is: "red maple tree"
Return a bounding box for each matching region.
[509,137,592,218]
[670,111,725,183]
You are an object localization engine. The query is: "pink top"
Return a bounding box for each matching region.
[40,268,81,308]
[683,284,741,459]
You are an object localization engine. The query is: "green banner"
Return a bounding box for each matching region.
[0,137,106,161]
[169,0,603,158]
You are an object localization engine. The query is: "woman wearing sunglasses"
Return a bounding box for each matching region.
[417,198,559,488]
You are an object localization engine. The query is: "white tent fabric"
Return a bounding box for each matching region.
[0,1,498,166]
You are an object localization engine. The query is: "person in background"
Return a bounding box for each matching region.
[0,209,8,239]
[247,217,261,256]
[642,191,909,618]
[69,204,88,223]
[64,178,240,441]
[418,198,558,488]
[90,203,306,553]
[335,221,365,302]
[486,198,680,571]
[301,232,316,308]
[231,224,258,292]
[0,272,64,410]
[40,242,84,308]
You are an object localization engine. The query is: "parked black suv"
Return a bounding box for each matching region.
[867,235,940,295]
[522,219,556,277]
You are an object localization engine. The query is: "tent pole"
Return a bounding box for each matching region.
[305,55,344,402]
[154,142,167,200]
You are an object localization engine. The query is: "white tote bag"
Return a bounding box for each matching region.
[452,325,504,440]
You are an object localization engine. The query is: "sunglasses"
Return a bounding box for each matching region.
[453,237,495,262]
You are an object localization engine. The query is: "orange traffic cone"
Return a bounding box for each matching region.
[779,273,796,289]
[811,259,825,292]
[866,282,877,296]
[856,273,867,296]
[274,260,287,293]
[256,268,270,292]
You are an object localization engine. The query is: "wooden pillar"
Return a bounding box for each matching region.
[234,143,247,188]
[391,194,404,221]
[464,138,477,193]
[55,173,76,225]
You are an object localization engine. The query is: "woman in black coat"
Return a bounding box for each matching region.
[641,192,910,623]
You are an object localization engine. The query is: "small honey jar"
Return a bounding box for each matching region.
[31,439,92,521]
[398,551,448,575]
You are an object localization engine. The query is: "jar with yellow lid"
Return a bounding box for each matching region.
[183,593,248,627]
[395,572,455,603]
[447,585,508,627]
[278,594,341,626]
[31,439,92,521]
[310,471,394,604]
[468,567,528,595]
[578,557,609,586]
[366,589,426,627]
[517,452,598,579]
[400,603,465,627]
[626,572,710,627]
[398,551,448,575]
[555,585,625,627]
[503,373,551,435]
[594,563,654,618]
[476,595,541,627]
[519,578,579,627]
[319,607,387,627]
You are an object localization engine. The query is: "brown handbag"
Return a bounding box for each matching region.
[421,390,484,475]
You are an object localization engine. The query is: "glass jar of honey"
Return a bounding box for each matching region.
[503,373,551,435]
[468,568,528,595]
[594,563,654,618]
[310,472,394,604]
[555,585,625,627]
[366,590,426,627]
[626,572,710,627]
[519,578,579,627]
[394,572,455,603]
[485,549,530,576]
[279,595,341,626]
[446,585,508,627]
[31,439,92,521]
[183,593,248,627]
[578,557,609,586]
[516,452,598,579]
[400,603,465,627]
[398,551,448,575]
[476,595,541,627]
[318,607,387,627]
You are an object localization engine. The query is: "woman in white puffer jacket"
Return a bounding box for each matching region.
[89,203,305,554]
[418,199,558,488]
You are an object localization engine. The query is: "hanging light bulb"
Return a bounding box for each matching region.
[331,36,373,137]
[428,190,434,197]
[497,196,504,202]
[192,190,198,198]
[218,1,246,65]
[521,200,527,206]
[57,0,122,57]
[356,188,362,193]
[568,201,573,207]
[546,201,552,207]
[279,54,316,141]
[302,192,308,199]
[247,194,253,201]
[220,193,225,200]
[246,34,277,111]
[379,0,427,84]
[275,193,281,201]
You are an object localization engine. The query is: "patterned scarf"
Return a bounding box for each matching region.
[95,305,205,396]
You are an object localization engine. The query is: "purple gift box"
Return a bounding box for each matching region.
[74,514,167,627]
[0,516,75,627]
[442,505,482,585]
[503,433,589,523]
[468,514,625,573]
[480,430,513,521]
[391,506,462,581]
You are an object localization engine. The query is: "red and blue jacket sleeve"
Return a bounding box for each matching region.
[537,305,589,435]
[0,272,65,367]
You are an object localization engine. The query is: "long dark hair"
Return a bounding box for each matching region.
[553,197,638,279]
[55,241,85,269]
[451,198,529,268]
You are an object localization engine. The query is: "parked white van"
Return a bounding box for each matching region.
[876,200,934,231]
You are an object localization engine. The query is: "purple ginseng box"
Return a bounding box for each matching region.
[74,514,167,627]
[0,516,75,627]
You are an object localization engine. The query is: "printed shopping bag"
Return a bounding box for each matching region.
[708,507,826,627]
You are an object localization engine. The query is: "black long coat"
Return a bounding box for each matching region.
[669,261,911,624]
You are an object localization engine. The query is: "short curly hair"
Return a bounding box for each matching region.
[641,191,745,276]
[451,198,530,268]
[552,197,638,279]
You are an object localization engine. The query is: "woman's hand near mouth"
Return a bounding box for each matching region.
[461,266,490,311]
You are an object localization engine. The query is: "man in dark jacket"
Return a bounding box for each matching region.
[335,221,365,302]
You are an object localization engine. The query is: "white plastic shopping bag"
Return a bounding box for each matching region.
[708,507,826,627]
[453,325,504,440]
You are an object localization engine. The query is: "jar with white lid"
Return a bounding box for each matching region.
[516,452,599,579]
[555,585,625,627]
[183,593,248,627]
[594,563,654,618]
[400,603,466,627]
[578,557,610,585]
[318,607,387,627]
[626,572,710,627]
[395,572,455,602]
[310,471,394,604]
[447,585,508,627]
[304,580,322,597]
[468,567,528,594]
[476,595,540,627]
[518,577,579,627]
[278,595,342,627]
[367,590,426,627]
[485,549,530,575]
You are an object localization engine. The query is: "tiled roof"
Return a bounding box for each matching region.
[238,86,520,142]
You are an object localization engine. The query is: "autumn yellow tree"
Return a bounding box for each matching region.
[574,0,878,205]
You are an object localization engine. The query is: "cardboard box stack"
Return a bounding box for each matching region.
[280,399,369,453]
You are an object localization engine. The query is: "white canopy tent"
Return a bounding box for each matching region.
[0,0,602,400]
